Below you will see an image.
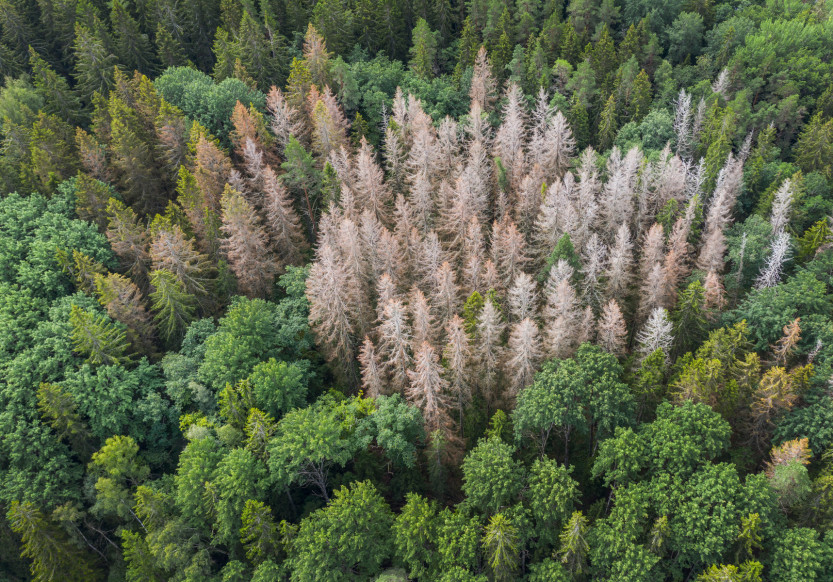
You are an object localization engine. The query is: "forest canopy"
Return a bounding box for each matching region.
[1,0,833,580]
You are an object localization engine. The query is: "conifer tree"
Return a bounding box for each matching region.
[307,242,358,381]
[266,86,306,153]
[605,222,634,302]
[755,231,791,290]
[7,501,99,582]
[94,272,155,354]
[28,48,83,125]
[630,69,652,123]
[410,287,438,351]
[378,298,413,394]
[597,93,618,150]
[636,307,673,362]
[505,317,543,399]
[150,222,211,297]
[455,17,480,80]
[444,314,472,429]
[409,18,438,80]
[220,185,277,298]
[407,341,454,438]
[149,269,197,344]
[493,83,528,190]
[358,336,385,398]
[240,499,281,565]
[597,299,628,357]
[508,272,538,322]
[36,383,91,456]
[469,46,497,111]
[72,22,119,102]
[544,278,580,359]
[110,0,155,74]
[261,165,307,265]
[69,304,130,365]
[431,261,461,326]
[483,513,521,582]
[794,112,833,179]
[106,198,150,288]
[476,298,506,404]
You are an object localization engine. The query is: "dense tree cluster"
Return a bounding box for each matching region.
[1,0,833,580]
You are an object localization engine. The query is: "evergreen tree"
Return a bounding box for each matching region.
[630,69,652,123]
[794,113,833,179]
[110,0,156,74]
[69,304,130,365]
[28,48,83,125]
[7,501,99,582]
[597,93,618,150]
[410,18,438,80]
[72,22,119,102]
[149,269,197,344]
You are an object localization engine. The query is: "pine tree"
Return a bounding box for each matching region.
[794,112,832,179]
[597,93,618,150]
[105,198,150,287]
[505,317,543,399]
[378,298,413,394]
[7,501,99,582]
[410,18,438,80]
[407,341,454,438]
[69,304,130,365]
[476,298,506,404]
[110,0,155,74]
[358,336,385,398]
[597,299,627,356]
[469,46,497,111]
[150,222,211,297]
[72,22,119,103]
[221,185,277,298]
[262,165,307,265]
[149,269,197,344]
[94,272,155,355]
[444,314,472,429]
[28,48,83,125]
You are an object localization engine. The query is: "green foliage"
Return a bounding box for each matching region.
[69,304,130,365]
[154,66,265,141]
[513,344,634,460]
[461,437,523,514]
[288,480,393,581]
[7,501,99,582]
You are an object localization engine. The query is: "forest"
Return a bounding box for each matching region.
[0,0,833,580]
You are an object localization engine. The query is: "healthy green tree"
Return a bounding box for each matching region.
[288,480,394,581]
[7,501,99,582]
[461,436,524,514]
